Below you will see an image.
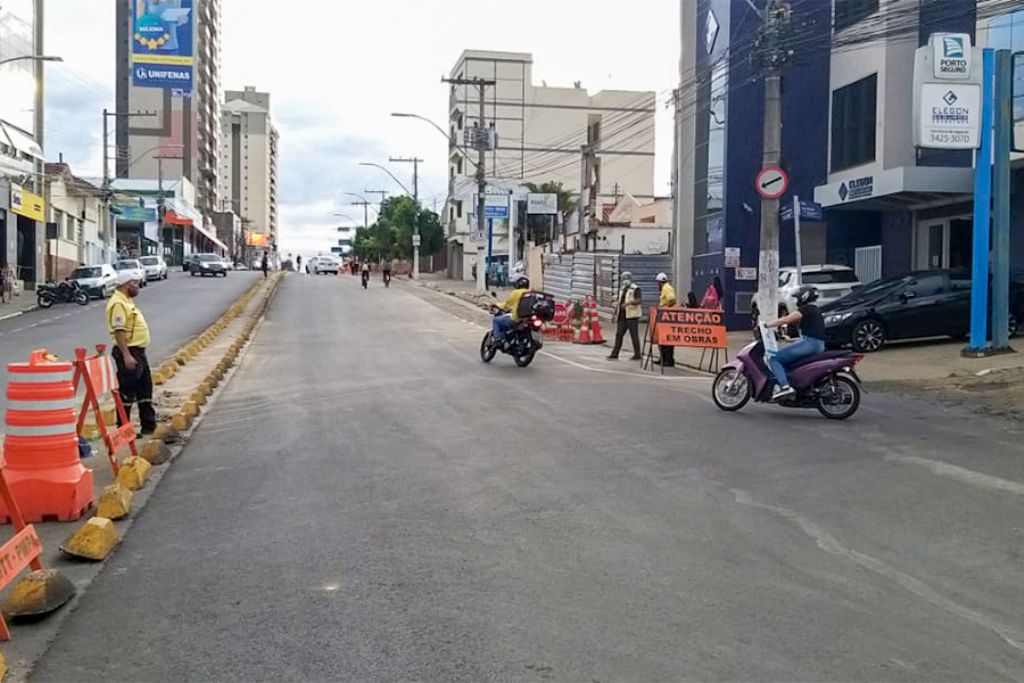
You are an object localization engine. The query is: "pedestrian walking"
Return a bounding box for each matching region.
[653,272,677,367]
[607,271,643,361]
[1,263,15,304]
[261,252,269,279]
[296,255,303,274]
[700,276,723,310]
[106,271,156,435]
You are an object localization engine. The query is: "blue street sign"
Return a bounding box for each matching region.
[484,205,508,219]
[780,200,824,222]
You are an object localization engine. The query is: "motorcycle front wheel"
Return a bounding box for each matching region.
[37,293,53,308]
[816,375,860,420]
[74,291,89,306]
[514,350,536,367]
[712,368,750,411]
[480,332,497,363]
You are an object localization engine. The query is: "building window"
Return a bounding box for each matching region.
[834,0,878,33]
[831,74,877,172]
[456,200,463,218]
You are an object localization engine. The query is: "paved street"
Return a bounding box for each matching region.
[0,270,260,418]
[30,275,1024,681]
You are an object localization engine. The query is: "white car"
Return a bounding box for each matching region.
[139,255,168,281]
[114,259,148,288]
[69,264,117,299]
[764,265,860,314]
[313,256,340,275]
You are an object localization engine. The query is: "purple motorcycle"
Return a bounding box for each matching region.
[712,331,865,420]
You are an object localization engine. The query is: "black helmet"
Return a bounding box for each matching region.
[794,284,819,306]
[514,276,530,289]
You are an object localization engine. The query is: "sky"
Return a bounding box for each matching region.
[44,0,680,257]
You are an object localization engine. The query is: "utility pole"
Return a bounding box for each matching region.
[754,0,790,327]
[390,156,423,278]
[442,76,496,291]
[351,200,371,230]
[101,109,154,262]
[364,189,389,211]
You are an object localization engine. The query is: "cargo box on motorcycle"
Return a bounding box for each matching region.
[517,291,555,321]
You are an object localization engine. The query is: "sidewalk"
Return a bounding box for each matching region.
[0,294,37,321]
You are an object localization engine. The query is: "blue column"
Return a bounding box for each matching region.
[990,49,1012,351]
[967,49,995,354]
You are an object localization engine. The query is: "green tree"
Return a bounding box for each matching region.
[523,181,578,246]
[354,195,445,262]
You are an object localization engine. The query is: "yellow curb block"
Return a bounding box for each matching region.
[81,423,98,440]
[140,439,172,465]
[172,413,191,431]
[2,569,76,619]
[176,355,188,366]
[151,423,176,442]
[182,401,199,419]
[191,392,207,407]
[95,484,133,520]
[102,407,117,425]
[153,371,167,386]
[115,456,152,491]
[0,649,6,680]
[60,517,118,561]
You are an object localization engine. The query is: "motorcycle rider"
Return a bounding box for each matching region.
[490,275,530,346]
[381,259,392,287]
[361,261,370,287]
[764,284,827,400]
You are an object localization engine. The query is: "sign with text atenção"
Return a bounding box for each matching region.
[652,307,727,349]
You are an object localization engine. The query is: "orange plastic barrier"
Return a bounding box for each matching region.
[0,446,46,640]
[1,350,94,523]
[73,345,138,476]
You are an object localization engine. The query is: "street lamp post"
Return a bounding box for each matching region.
[360,160,422,278]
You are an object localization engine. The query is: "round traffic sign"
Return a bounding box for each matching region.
[755,165,789,200]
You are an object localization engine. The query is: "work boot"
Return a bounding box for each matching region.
[606,355,618,361]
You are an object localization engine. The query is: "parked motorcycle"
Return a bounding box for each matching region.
[480,293,556,368]
[37,280,89,308]
[712,328,864,420]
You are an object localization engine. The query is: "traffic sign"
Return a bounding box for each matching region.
[755,165,789,200]
[411,234,421,247]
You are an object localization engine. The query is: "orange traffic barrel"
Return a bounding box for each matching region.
[1,350,93,522]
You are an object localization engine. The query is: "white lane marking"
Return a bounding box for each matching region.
[731,486,1024,655]
[882,452,1024,497]
[539,349,712,382]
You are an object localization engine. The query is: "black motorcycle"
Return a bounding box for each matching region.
[480,293,556,368]
[37,280,89,308]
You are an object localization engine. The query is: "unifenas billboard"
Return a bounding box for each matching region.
[131,0,194,95]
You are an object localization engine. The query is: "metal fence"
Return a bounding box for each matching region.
[540,251,674,321]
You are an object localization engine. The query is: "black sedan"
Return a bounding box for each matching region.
[822,269,1022,352]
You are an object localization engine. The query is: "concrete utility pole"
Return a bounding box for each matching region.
[754,0,790,326]
[390,156,422,278]
[351,201,371,230]
[442,76,496,291]
[364,189,389,210]
[101,109,154,262]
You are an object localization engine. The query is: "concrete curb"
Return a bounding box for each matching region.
[0,305,38,323]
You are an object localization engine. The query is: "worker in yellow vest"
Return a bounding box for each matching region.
[654,272,677,367]
[607,271,643,361]
[106,270,155,434]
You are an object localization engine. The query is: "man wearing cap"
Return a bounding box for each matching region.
[106,270,156,435]
[607,271,643,361]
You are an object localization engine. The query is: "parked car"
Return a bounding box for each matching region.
[754,265,861,318]
[68,264,117,299]
[314,255,340,275]
[822,269,1023,352]
[139,255,168,281]
[189,253,229,277]
[114,259,147,288]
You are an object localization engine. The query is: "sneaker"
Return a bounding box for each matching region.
[772,386,796,401]
[606,355,619,361]
[630,355,642,361]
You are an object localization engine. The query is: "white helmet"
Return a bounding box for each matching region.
[655,272,669,283]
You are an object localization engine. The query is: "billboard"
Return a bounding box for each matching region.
[0,0,37,135]
[131,0,194,94]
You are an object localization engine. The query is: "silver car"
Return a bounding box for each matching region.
[69,264,117,299]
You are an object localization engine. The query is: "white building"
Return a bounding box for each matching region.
[43,163,107,279]
[218,86,280,251]
[445,50,656,280]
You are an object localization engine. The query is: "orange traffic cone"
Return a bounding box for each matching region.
[575,300,592,344]
[589,297,605,344]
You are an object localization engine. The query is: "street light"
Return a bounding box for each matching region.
[0,55,63,68]
[358,161,411,195]
[391,112,479,169]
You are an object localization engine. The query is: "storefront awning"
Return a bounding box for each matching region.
[163,209,193,226]
[814,166,973,211]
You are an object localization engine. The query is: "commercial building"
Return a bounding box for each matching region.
[445,50,656,280]
[675,0,1024,328]
[115,0,222,232]
[218,86,279,253]
[0,0,47,289]
[43,163,108,279]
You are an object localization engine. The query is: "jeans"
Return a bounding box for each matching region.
[493,314,514,341]
[768,336,825,388]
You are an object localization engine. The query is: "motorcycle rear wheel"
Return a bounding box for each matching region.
[480,332,497,363]
[514,350,536,367]
[74,291,89,306]
[37,294,53,308]
[712,368,750,411]
[816,375,860,420]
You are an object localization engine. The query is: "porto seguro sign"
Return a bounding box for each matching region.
[913,33,981,150]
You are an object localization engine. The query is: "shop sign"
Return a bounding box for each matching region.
[10,184,44,222]
[837,176,874,203]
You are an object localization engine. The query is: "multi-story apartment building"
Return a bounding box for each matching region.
[115,0,223,262]
[676,0,1024,327]
[445,50,656,280]
[218,86,279,252]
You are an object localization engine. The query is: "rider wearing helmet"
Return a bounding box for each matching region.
[764,284,827,400]
[491,275,531,345]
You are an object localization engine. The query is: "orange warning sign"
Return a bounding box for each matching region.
[653,307,727,348]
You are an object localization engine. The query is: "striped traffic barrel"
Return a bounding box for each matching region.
[1,350,93,522]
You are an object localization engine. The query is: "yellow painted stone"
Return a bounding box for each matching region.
[153,371,166,386]
[0,648,6,680]
[60,517,118,561]
[95,483,133,520]
[171,413,191,431]
[191,391,207,407]
[2,569,75,618]
[80,423,98,440]
[183,400,199,418]
[151,423,176,442]
[115,456,152,491]
[140,439,172,465]
[176,355,188,366]
[102,407,117,425]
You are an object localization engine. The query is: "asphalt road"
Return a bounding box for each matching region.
[0,269,260,419]
[31,274,1024,681]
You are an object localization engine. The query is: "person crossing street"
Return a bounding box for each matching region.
[607,271,643,361]
[106,271,156,435]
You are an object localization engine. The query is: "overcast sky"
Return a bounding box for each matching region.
[44,1,680,256]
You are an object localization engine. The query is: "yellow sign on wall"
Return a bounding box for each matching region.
[10,184,45,222]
